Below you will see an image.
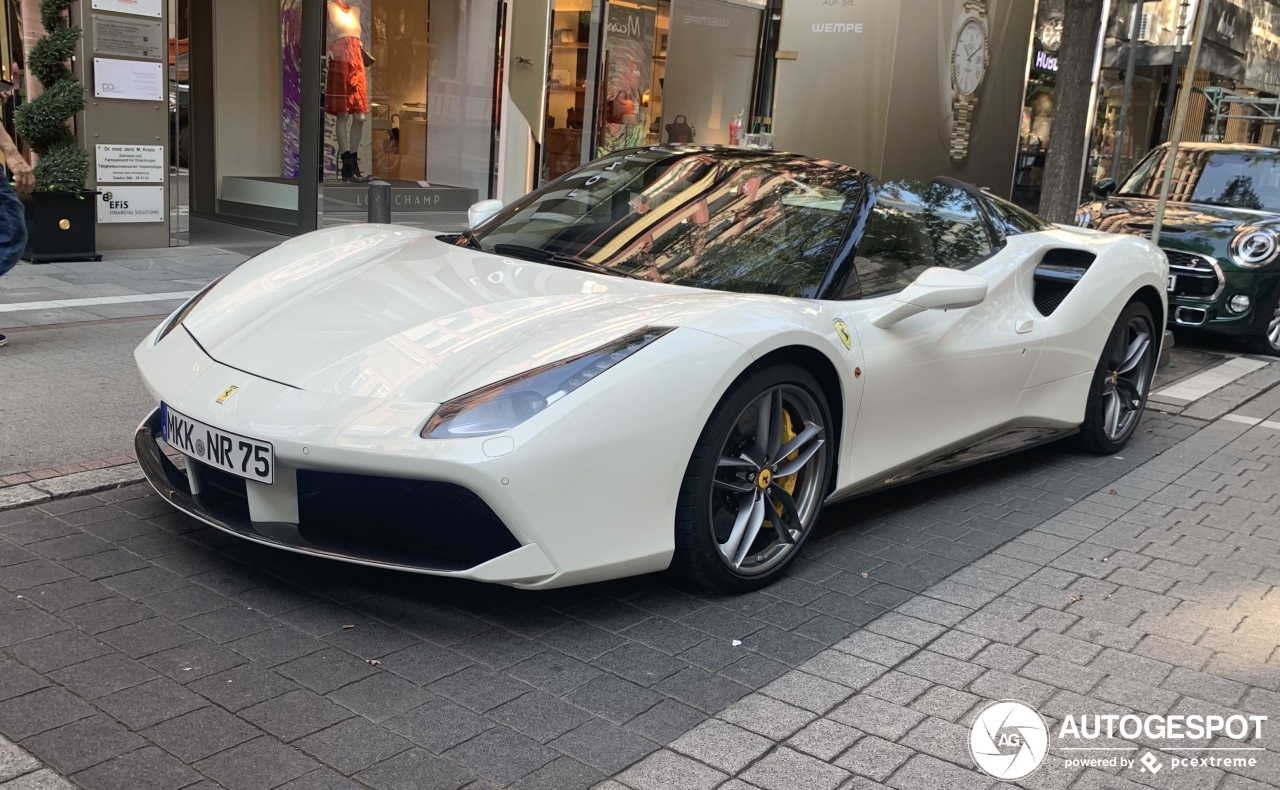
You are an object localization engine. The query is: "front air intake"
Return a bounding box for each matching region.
[296,472,522,571]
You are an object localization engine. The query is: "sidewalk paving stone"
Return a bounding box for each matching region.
[2,378,1280,787]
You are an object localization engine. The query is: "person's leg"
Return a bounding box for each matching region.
[0,168,27,279]
[0,168,22,346]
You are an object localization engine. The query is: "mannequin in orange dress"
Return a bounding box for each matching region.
[326,0,372,182]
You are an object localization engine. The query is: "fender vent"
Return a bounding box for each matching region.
[1033,249,1095,316]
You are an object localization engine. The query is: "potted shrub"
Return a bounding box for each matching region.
[15,0,99,262]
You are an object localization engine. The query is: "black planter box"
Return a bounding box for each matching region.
[24,190,101,263]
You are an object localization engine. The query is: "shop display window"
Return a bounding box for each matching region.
[540,0,759,184]
[318,0,499,223]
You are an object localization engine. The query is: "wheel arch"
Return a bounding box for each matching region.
[732,344,846,487]
[1128,284,1166,328]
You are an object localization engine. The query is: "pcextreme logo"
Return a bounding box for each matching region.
[969,700,1270,779]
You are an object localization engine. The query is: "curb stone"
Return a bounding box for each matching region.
[0,734,72,790]
[0,465,145,513]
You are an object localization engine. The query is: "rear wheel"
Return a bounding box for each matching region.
[674,364,832,591]
[1079,302,1156,455]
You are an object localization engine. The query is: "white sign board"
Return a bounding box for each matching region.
[93,58,164,101]
[91,0,162,18]
[96,145,164,183]
[98,186,165,223]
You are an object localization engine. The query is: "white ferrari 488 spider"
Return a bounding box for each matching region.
[135,147,1167,591]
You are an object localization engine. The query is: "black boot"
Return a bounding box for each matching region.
[339,152,356,182]
[348,152,373,183]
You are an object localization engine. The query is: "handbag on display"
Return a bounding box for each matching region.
[665,115,696,143]
[606,92,634,124]
[362,48,376,68]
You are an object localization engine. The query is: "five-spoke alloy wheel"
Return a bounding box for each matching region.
[1081,302,1157,454]
[676,364,832,590]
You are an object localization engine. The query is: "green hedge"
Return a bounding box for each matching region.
[13,0,88,192]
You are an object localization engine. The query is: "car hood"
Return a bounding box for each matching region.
[182,226,711,403]
[1083,196,1276,249]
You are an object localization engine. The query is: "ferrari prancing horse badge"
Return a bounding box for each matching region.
[833,319,852,350]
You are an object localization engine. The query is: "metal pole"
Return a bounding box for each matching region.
[368,181,392,224]
[1151,0,1206,247]
[1112,1,1142,179]
[1159,0,1192,142]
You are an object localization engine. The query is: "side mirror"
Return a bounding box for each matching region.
[467,199,504,228]
[1093,178,1117,198]
[869,267,989,329]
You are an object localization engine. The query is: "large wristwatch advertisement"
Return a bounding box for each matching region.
[949,0,989,162]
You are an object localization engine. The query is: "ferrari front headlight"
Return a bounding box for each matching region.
[155,275,226,344]
[421,327,675,439]
[1231,227,1280,268]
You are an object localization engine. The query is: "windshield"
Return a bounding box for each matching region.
[469,148,865,298]
[1118,148,1280,212]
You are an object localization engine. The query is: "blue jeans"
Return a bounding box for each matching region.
[0,167,27,277]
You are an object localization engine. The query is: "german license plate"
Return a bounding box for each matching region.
[1167,275,1177,292]
[161,403,274,484]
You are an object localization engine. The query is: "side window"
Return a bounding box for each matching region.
[984,193,1052,235]
[850,201,934,297]
[849,180,993,298]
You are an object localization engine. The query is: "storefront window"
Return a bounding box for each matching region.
[544,0,594,182]
[595,0,663,157]
[198,0,499,234]
[317,0,500,227]
[662,0,761,147]
[540,0,762,184]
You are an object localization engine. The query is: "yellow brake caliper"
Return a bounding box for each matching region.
[765,410,799,529]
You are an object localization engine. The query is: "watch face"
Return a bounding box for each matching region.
[953,18,988,96]
[1040,15,1063,52]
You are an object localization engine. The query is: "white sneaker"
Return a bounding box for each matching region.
[0,334,7,347]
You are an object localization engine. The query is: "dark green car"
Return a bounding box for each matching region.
[1078,142,1280,355]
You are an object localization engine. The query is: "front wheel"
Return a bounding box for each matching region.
[1243,291,1280,356]
[1079,302,1157,455]
[674,364,833,591]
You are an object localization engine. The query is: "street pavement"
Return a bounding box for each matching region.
[0,247,255,478]
[2,242,1280,789]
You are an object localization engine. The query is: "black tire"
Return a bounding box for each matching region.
[1243,288,1280,356]
[674,364,834,591]
[1079,301,1157,455]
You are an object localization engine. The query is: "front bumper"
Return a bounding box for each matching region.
[135,407,558,584]
[1167,269,1280,337]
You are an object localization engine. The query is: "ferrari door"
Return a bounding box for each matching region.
[833,180,1045,492]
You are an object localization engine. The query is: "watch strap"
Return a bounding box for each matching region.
[963,0,985,17]
[950,99,973,161]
